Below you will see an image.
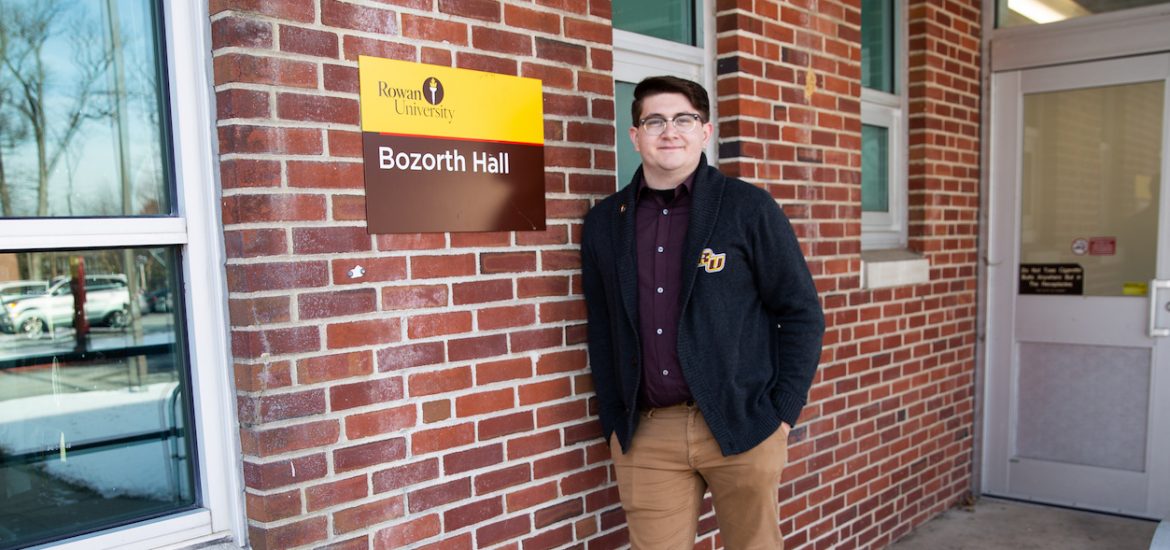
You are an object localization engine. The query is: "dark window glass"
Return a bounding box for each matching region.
[862,0,896,93]
[613,0,698,46]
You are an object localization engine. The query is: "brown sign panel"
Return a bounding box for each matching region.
[1019,263,1084,295]
[363,134,545,233]
[358,56,545,233]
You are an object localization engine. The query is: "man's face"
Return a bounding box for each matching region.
[629,92,712,184]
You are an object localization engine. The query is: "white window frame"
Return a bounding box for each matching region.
[613,0,718,189]
[0,1,245,548]
[860,0,909,251]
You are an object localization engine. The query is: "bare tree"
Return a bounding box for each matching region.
[0,0,112,218]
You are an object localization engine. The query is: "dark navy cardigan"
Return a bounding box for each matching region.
[581,157,825,456]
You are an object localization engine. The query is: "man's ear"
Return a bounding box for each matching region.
[701,121,714,147]
[629,126,640,152]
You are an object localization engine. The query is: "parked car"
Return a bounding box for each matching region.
[0,274,131,338]
[0,280,48,302]
[146,287,173,313]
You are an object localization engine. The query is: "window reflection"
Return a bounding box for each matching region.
[0,247,193,548]
[0,0,170,218]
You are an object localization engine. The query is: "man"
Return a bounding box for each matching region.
[580,76,825,549]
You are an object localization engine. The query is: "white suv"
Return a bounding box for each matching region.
[0,275,131,338]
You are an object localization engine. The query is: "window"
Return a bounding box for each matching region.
[861,0,907,250]
[0,1,241,548]
[997,0,1170,27]
[613,0,715,188]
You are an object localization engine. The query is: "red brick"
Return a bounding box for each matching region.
[518,378,572,406]
[342,35,416,62]
[477,516,531,547]
[332,256,407,285]
[334,438,407,472]
[509,431,561,460]
[332,194,366,221]
[481,251,537,274]
[373,458,440,493]
[452,279,513,305]
[475,463,532,494]
[217,88,269,120]
[287,161,364,189]
[214,54,317,88]
[506,482,558,512]
[224,229,286,258]
[334,496,405,534]
[231,326,321,358]
[537,400,587,427]
[568,121,616,145]
[535,498,583,528]
[297,351,374,384]
[322,0,397,33]
[453,386,514,416]
[238,389,327,423]
[330,377,404,411]
[560,466,607,495]
[218,125,322,155]
[328,128,363,156]
[525,524,574,549]
[509,328,563,352]
[408,311,473,338]
[537,349,587,374]
[421,46,453,66]
[220,159,281,189]
[243,454,327,490]
[245,419,340,457]
[229,296,291,325]
[223,193,326,224]
[503,5,560,33]
[472,27,532,55]
[408,366,473,397]
[408,478,472,513]
[213,16,272,49]
[516,225,568,246]
[416,533,472,550]
[278,93,359,125]
[539,299,586,323]
[445,497,503,531]
[377,233,447,251]
[569,173,617,194]
[535,37,586,66]
[412,422,476,454]
[450,232,511,248]
[476,358,532,385]
[478,410,535,443]
[456,51,518,75]
[439,0,500,21]
[245,489,301,522]
[402,14,468,45]
[412,254,476,279]
[235,361,292,392]
[326,318,401,348]
[346,405,417,439]
[317,537,368,550]
[299,288,377,319]
[379,342,446,371]
[577,70,611,94]
[306,475,369,512]
[210,0,315,21]
[443,443,503,475]
[544,93,588,116]
[478,304,536,330]
[564,17,611,44]
[249,517,327,550]
[533,449,584,479]
[545,145,591,168]
[383,284,448,310]
[280,24,339,58]
[517,276,569,298]
[375,514,442,548]
[447,334,508,362]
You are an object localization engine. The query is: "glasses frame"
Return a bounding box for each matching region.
[637,112,705,135]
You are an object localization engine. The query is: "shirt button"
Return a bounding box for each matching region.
[657,246,664,253]
[656,287,664,293]
[656,328,663,335]
[662,208,669,215]
[662,370,669,376]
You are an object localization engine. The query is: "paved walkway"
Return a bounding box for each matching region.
[889,497,1159,550]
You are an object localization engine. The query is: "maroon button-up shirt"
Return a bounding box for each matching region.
[635,174,696,408]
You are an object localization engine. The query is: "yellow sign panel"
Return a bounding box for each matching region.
[358,56,544,145]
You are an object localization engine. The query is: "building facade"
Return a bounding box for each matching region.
[0,0,1165,549]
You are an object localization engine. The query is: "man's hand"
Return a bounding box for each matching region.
[781,422,791,437]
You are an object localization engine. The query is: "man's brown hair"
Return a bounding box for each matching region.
[631,76,710,124]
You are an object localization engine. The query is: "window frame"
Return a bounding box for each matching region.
[0,0,245,547]
[612,0,717,189]
[861,0,910,251]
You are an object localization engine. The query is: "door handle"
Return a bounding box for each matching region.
[1151,279,1170,338]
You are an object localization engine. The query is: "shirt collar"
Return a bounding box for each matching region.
[636,169,696,204]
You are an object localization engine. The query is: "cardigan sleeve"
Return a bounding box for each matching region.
[748,194,825,426]
[580,211,622,441]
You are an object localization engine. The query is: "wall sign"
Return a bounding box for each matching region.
[1019,264,1084,295]
[359,56,546,233]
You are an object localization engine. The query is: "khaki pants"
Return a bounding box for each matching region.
[610,403,789,549]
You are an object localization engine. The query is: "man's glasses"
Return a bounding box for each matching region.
[638,113,704,136]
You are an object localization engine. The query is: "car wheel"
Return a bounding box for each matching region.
[106,309,130,328]
[19,317,47,339]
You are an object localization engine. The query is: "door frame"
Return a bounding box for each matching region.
[981,52,1170,518]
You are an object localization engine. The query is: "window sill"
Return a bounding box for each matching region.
[861,249,930,289]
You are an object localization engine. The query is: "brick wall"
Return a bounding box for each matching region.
[210,0,981,548]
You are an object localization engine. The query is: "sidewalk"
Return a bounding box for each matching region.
[888,497,1159,550]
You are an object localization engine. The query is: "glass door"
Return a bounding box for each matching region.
[984,53,1170,519]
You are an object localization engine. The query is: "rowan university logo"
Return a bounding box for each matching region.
[697,248,726,273]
